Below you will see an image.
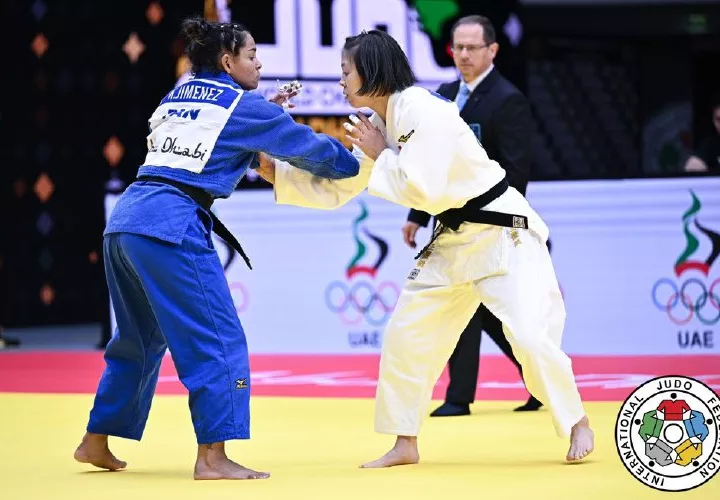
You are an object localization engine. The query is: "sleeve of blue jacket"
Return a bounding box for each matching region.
[230,92,359,180]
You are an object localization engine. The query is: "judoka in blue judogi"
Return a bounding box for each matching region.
[74,17,359,480]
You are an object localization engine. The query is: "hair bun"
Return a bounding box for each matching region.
[179,16,250,75]
[181,17,210,46]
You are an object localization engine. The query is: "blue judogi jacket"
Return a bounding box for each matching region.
[105,71,359,245]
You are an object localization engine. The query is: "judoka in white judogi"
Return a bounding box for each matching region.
[258,29,594,468]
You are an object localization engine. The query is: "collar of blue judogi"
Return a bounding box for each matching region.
[192,70,240,88]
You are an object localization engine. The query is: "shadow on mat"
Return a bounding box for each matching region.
[463,407,548,417]
[411,458,597,468]
[78,469,193,480]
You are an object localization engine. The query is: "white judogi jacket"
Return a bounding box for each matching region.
[273,86,549,286]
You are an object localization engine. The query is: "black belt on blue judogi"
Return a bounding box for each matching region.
[136,175,252,270]
[414,177,529,259]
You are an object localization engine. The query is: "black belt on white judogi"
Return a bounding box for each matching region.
[414,177,529,260]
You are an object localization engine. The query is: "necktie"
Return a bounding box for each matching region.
[456,84,470,111]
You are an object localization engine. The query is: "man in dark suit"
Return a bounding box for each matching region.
[401,15,542,417]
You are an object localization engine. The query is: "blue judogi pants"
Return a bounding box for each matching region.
[87,213,250,444]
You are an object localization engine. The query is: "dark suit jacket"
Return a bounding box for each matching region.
[407,68,533,227]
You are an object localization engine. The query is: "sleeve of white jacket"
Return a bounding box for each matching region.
[273,144,374,210]
[367,99,455,214]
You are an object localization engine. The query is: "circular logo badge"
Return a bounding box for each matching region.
[615,375,720,492]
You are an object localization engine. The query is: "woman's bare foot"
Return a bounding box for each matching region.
[194,442,270,480]
[566,416,594,462]
[74,432,127,471]
[360,436,420,468]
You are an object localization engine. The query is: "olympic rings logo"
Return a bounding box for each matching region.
[325,280,400,326]
[229,281,249,314]
[651,278,720,325]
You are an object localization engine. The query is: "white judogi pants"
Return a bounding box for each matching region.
[270,156,585,439]
[374,226,586,439]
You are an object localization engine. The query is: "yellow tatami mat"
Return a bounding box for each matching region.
[0,394,716,499]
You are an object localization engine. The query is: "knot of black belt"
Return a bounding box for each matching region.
[414,177,529,260]
[137,175,252,270]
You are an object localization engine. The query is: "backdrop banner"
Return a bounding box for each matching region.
[105,176,720,355]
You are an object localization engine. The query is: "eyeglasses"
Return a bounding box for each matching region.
[450,43,493,54]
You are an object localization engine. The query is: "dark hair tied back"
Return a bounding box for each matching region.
[181,16,249,74]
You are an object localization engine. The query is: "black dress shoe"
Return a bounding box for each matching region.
[430,402,471,417]
[513,395,543,412]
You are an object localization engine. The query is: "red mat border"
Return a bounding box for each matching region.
[1,352,719,401]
